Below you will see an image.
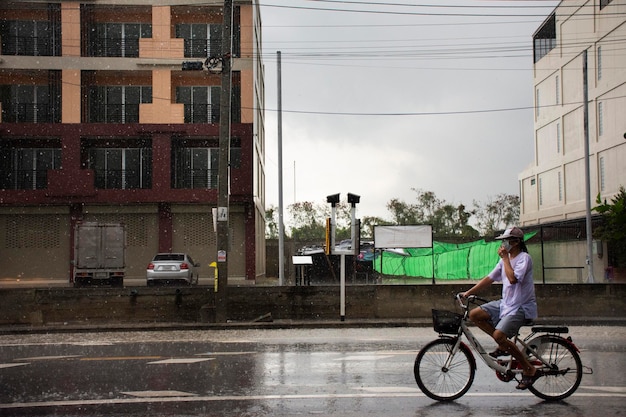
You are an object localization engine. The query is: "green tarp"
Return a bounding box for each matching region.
[374,232,537,280]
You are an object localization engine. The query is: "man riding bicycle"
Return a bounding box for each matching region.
[462,226,540,390]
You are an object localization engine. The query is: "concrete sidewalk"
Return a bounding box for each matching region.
[1,315,624,336]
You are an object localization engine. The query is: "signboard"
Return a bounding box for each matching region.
[374,225,433,249]
[292,256,313,265]
[217,207,228,222]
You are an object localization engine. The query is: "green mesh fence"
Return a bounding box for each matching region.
[374,232,536,280]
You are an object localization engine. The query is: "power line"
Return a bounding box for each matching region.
[261,1,626,18]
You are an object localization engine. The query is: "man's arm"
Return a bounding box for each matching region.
[462,276,494,298]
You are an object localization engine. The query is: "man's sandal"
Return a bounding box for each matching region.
[488,348,508,358]
[516,370,543,390]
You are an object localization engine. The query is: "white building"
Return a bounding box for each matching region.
[519,0,626,225]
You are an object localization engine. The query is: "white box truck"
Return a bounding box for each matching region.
[73,222,126,287]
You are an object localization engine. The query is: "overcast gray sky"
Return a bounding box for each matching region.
[259,0,559,221]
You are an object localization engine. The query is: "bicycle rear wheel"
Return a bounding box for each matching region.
[414,338,475,401]
[526,335,583,401]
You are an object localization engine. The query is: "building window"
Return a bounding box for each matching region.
[176,86,221,123]
[0,5,61,56]
[0,147,61,190]
[600,0,613,10]
[86,22,151,57]
[558,171,563,201]
[173,147,218,189]
[0,80,61,123]
[597,46,602,80]
[172,138,241,189]
[539,177,543,206]
[533,13,556,63]
[598,101,604,137]
[556,122,561,153]
[555,75,560,105]
[176,23,222,58]
[86,147,152,190]
[599,156,606,192]
[87,86,152,123]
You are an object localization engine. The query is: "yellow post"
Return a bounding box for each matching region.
[209,262,218,292]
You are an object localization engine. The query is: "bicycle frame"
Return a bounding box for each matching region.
[443,296,561,377]
[445,320,514,376]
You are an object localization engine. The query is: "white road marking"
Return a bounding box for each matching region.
[147,358,214,364]
[356,386,419,393]
[2,391,625,409]
[337,355,394,361]
[16,355,81,361]
[121,390,197,398]
[0,363,29,369]
[195,351,257,356]
[580,386,626,393]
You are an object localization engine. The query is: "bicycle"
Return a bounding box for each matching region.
[414,293,592,401]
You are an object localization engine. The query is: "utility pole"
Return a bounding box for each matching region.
[215,0,234,322]
[277,51,285,286]
[583,49,595,283]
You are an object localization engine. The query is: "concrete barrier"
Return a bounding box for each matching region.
[0,284,624,326]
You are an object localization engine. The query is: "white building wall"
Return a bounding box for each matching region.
[519,0,626,226]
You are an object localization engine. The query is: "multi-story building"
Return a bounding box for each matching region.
[0,1,266,283]
[519,0,626,226]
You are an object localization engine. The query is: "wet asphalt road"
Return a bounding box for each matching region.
[0,326,624,416]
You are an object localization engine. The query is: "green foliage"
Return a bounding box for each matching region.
[472,193,520,236]
[593,186,626,266]
[361,216,392,238]
[387,189,479,238]
[265,205,279,239]
[271,189,519,242]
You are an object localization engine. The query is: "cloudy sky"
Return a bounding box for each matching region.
[258,0,559,221]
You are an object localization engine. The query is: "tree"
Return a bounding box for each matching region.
[594,186,626,267]
[387,198,418,225]
[288,201,325,241]
[265,205,279,239]
[386,189,477,237]
[472,193,520,236]
[361,216,391,239]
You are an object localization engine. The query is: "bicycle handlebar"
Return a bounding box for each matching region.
[455,293,489,310]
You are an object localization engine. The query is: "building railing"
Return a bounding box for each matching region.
[0,170,49,190]
[86,36,140,58]
[1,103,60,123]
[0,35,60,56]
[173,169,218,189]
[87,104,140,124]
[183,103,220,124]
[93,169,150,189]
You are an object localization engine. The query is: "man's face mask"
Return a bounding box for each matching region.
[501,239,512,252]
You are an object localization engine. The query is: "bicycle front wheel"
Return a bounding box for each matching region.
[414,338,475,401]
[526,335,583,401]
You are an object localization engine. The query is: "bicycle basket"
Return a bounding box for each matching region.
[432,309,462,334]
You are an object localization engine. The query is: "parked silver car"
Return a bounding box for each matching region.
[146,253,200,286]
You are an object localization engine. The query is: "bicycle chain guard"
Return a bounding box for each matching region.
[495,359,522,382]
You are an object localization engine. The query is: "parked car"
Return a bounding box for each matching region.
[146,253,200,286]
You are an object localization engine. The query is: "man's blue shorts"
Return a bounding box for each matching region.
[480,299,527,338]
